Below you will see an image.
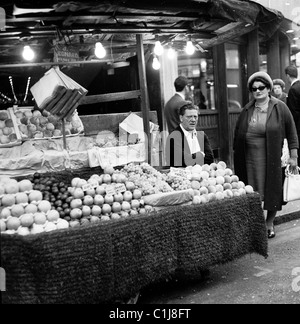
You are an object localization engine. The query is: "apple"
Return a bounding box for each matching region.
[70,199,83,209]
[193,195,201,205]
[70,208,82,220]
[111,213,121,220]
[91,205,102,216]
[83,195,94,206]
[104,195,114,205]
[245,185,254,194]
[94,194,104,206]
[114,192,124,203]
[112,202,122,213]
[123,191,133,202]
[27,124,37,133]
[82,205,91,217]
[95,185,106,195]
[73,188,84,199]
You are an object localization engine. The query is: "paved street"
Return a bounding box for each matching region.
[138,219,300,304]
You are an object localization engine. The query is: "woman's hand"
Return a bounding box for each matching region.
[287,157,298,174]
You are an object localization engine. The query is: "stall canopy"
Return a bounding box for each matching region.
[0,0,284,66]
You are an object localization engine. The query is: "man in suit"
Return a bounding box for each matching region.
[285,65,300,165]
[164,76,191,134]
[165,103,214,167]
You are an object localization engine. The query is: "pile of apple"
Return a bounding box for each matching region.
[168,161,255,205]
[65,165,155,227]
[13,108,82,139]
[0,110,19,145]
[0,176,69,236]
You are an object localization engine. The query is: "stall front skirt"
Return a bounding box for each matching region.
[1,193,268,304]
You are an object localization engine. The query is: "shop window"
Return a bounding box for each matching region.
[177,50,215,110]
[225,44,243,111]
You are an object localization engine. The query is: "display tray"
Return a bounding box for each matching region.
[1,193,268,304]
[10,106,84,141]
[0,108,22,148]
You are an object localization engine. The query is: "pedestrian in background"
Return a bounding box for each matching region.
[233,71,299,239]
[285,65,300,166]
[164,76,191,134]
[272,79,288,104]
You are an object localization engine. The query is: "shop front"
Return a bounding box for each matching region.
[0,0,294,304]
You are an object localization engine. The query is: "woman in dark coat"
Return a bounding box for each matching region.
[233,72,299,239]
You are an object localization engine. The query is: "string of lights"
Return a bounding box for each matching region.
[0,92,13,102]
[23,77,31,102]
[9,76,18,103]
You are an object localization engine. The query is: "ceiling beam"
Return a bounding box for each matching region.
[6,13,200,24]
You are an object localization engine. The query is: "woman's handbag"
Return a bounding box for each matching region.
[283,165,300,202]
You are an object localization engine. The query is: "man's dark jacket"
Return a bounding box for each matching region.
[164,94,189,134]
[287,80,300,135]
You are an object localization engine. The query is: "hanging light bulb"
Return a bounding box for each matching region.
[22,45,35,61]
[185,37,195,55]
[152,56,161,70]
[167,47,176,60]
[154,38,164,56]
[94,42,106,59]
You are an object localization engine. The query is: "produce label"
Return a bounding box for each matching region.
[114,183,126,194]
[82,181,98,191]
[105,183,126,196]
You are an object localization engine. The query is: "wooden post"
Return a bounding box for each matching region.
[159,51,179,166]
[53,51,68,151]
[213,43,230,166]
[136,34,151,164]
[267,30,280,79]
[247,29,260,77]
[62,119,67,150]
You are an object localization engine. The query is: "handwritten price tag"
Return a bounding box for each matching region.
[114,183,126,194]
[82,181,98,191]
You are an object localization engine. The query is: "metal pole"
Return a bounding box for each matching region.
[0,60,110,69]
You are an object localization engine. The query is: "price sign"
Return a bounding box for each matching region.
[82,181,98,192]
[105,185,116,196]
[82,183,94,192]
[114,183,126,194]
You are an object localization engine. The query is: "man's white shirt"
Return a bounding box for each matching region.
[180,124,205,156]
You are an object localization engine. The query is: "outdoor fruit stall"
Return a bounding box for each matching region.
[0,161,268,304]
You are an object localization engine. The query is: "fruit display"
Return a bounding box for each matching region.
[119,162,173,195]
[11,106,84,140]
[0,109,22,147]
[0,176,69,236]
[0,161,255,236]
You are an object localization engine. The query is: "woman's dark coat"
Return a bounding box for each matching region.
[233,96,299,211]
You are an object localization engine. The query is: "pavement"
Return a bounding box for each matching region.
[275,199,300,225]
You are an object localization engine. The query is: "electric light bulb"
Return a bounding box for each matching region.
[186,40,195,55]
[22,45,35,61]
[152,57,161,70]
[167,47,176,60]
[95,42,106,59]
[154,41,164,56]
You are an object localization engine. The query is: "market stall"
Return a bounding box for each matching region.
[1,193,267,304]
